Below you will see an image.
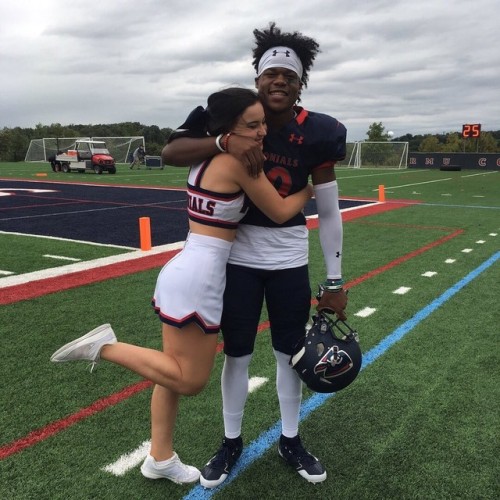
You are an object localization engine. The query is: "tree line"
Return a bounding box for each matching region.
[366,122,500,153]
[0,121,499,162]
[0,122,174,162]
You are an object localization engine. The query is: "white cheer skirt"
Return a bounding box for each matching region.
[152,232,232,334]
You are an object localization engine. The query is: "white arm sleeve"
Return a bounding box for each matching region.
[313,180,343,280]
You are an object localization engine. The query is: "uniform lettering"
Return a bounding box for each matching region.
[188,194,215,216]
[266,153,299,168]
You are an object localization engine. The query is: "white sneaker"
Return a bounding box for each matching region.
[50,324,117,371]
[140,453,200,484]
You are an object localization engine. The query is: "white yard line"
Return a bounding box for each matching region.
[370,169,497,191]
[0,241,184,288]
[336,169,426,181]
[461,171,498,178]
[101,377,269,477]
[0,230,135,250]
[354,307,377,318]
[43,254,82,262]
[372,178,451,190]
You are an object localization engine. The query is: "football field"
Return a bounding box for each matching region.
[1,164,499,499]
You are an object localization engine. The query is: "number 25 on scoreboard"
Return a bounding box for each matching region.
[462,123,481,138]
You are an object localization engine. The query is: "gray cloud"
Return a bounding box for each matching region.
[1,0,499,141]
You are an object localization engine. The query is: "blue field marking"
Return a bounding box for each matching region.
[183,251,500,500]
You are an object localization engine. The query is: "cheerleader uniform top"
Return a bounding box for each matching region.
[187,157,248,229]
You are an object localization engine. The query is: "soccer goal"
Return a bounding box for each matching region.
[25,137,145,164]
[337,141,409,169]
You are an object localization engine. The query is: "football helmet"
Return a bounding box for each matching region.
[290,312,362,393]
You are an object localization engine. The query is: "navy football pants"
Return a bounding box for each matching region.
[221,263,311,356]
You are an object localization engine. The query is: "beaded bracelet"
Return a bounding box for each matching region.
[222,132,231,152]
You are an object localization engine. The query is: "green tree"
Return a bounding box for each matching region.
[0,127,12,161]
[444,133,463,152]
[0,127,31,161]
[419,135,442,152]
[477,132,498,152]
[366,122,392,141]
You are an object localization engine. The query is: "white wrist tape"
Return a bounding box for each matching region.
[313,180,343,280]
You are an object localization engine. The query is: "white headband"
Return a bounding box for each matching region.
[257,46,303,79]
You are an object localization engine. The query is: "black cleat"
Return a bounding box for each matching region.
[278,435,326,483]
[200,436,243,488]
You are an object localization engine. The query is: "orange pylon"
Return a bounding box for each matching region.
[139,217,152,251]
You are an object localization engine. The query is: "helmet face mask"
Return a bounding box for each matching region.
[290,312,362,393]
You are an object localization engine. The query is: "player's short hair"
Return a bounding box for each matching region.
[252,22,320,87]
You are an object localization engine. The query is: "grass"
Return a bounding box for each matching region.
[0,163,499,499]
[0,234,131,273]
[0,161,188,188]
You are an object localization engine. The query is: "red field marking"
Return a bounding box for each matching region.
[0,250,180,305]
[345,229,464,289]
[5,192,186,211]
[351,220,460,232]
[306,199,417,229]
[0,380,152,460]
[1,201,80,211]
[0,176,187,192]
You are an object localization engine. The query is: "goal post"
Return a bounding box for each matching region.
[93,137,145,163]
[25,138,88,162]
[25,137,145,163]
[337,141,409,169]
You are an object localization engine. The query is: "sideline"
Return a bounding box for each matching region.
[183,251,500,499]
[0,242,183,288]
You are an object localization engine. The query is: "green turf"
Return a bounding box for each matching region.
[1,165,499,499]
[0,234,131,274]
[0,161,187,188]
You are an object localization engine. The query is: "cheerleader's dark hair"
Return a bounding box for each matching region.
[168,88,259,142]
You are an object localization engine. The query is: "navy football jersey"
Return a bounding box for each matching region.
[241,106,346,228]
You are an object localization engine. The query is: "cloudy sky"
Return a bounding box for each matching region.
[1,0,499,141]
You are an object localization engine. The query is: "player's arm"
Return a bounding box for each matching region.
[162,134,265,177]
[234,157,313,223]
[311,165,348,320]
[162,136,217,167]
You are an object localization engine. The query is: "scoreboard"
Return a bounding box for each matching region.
[461,124,481,139]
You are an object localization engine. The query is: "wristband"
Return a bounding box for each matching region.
[321,278,344,292]
[215,134,225,152]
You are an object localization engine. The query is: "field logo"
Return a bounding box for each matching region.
[0,188,57,197]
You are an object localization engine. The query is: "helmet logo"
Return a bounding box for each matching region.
[291,313,362,393]
[314,345,353,379]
